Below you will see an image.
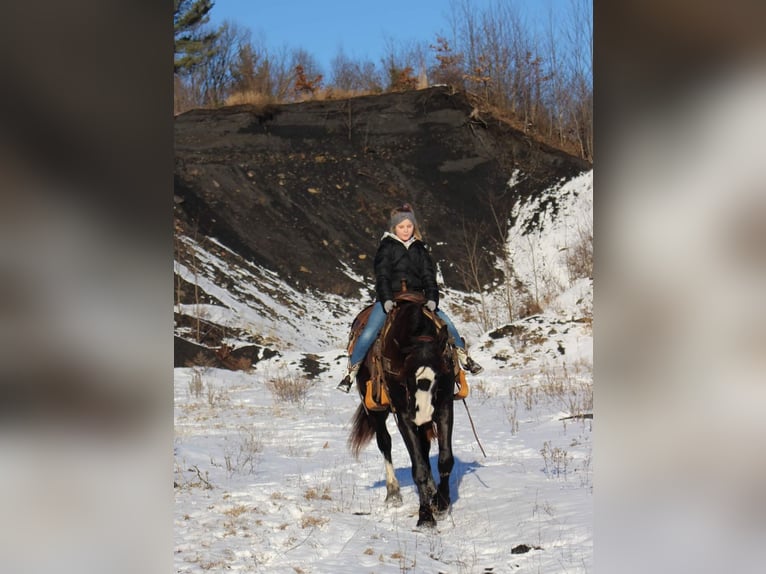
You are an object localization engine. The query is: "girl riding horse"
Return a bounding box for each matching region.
[337,202,482,392]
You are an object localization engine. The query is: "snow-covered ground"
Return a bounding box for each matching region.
[174,172,593,572]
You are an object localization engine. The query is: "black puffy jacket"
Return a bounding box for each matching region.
[373,233,439,306]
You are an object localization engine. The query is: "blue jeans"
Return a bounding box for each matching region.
[349,302,464,366]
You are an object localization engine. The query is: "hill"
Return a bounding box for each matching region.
[173,86,590,361]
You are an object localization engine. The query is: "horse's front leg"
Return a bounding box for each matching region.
[432,398,455,514]
[372,411,402,506]
[397,419,438,527]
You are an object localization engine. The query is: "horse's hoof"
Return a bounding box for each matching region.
[416,516,437,528]
[432,494,451,513]
[385,492,403,507]
[417,509,437,528]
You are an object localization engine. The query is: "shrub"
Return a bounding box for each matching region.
[566,221,593,281]
[267,371,313,405]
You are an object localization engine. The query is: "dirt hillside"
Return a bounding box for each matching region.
[174,86,590,299]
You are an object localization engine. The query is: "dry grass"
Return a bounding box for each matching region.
[188,368,204,398]
[508,360,593,419]
[267,371,313,405]
[222,504,249,518]
[566,221,593,281]
[300,514,329,529]
[304,486,332,501]
[224,426,263,475]
[185,351,217,369]
[175,463,214,490]
[225,87,381,107]
[206,383,229,407]
[313,87,382,100]
[507,402,519,435]
[541,361,593,416]
[224,90,278,107]
[540,440,574,479]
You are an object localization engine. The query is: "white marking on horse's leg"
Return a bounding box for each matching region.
[385,459,397,487]
[384,459,402,504]
[413,366,436,426]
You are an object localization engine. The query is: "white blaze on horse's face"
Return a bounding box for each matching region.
[413,366,436,426]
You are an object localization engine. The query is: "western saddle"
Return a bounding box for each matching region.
[346,289,468,411]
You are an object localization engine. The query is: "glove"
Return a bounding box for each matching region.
[383,300,394,313]
[426,300,436,312]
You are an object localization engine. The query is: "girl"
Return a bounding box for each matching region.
[337,203,483,392]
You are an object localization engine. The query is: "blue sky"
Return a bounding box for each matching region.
[209,0,583,74]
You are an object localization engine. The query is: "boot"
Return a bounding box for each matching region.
[456,347,483,375]
[336,363,360,393]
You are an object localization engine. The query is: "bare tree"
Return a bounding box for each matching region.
[263,45,295,101]
[230,42,260,94]
[330,50,357,92]
[448,0,481,85]
[172,0,592,160]
[203,20,252,105]
[174,20,252,111]
[542,6,569,147]
[486,191,515,324]
[330,51,384,95]
[455,220,491,331]
[448,0,591,160]
[358,61,384,93]
[564,0,593,159]
[541,0,592,158]
[380,37,430,91]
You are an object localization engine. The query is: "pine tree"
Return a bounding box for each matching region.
[174,0,218,75]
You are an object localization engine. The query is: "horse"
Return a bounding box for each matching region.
[347,293,458,527]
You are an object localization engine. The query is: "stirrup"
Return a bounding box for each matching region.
[456,348,483,375]
[463,356,484,375]
[336,375,353,393]
[336,363,360,393]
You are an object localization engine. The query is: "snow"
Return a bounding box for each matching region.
[174,172,593,572]
[507,171,593,302]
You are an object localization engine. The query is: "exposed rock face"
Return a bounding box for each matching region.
[174,86,590,297]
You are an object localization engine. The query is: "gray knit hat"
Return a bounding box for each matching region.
[390,203,417,228]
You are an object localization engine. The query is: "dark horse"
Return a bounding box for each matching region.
[347,294,457,527]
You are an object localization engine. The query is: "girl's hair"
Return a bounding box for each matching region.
[389,203,423,240]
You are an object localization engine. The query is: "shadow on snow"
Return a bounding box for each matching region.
[369,455,484,504]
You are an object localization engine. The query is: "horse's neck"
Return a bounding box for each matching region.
[381,302,429,366]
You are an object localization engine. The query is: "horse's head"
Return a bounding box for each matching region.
[385,301,452,426]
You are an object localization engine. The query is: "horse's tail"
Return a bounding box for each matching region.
[347,403,375,459]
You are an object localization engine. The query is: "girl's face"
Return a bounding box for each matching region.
[394,219,414,241]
